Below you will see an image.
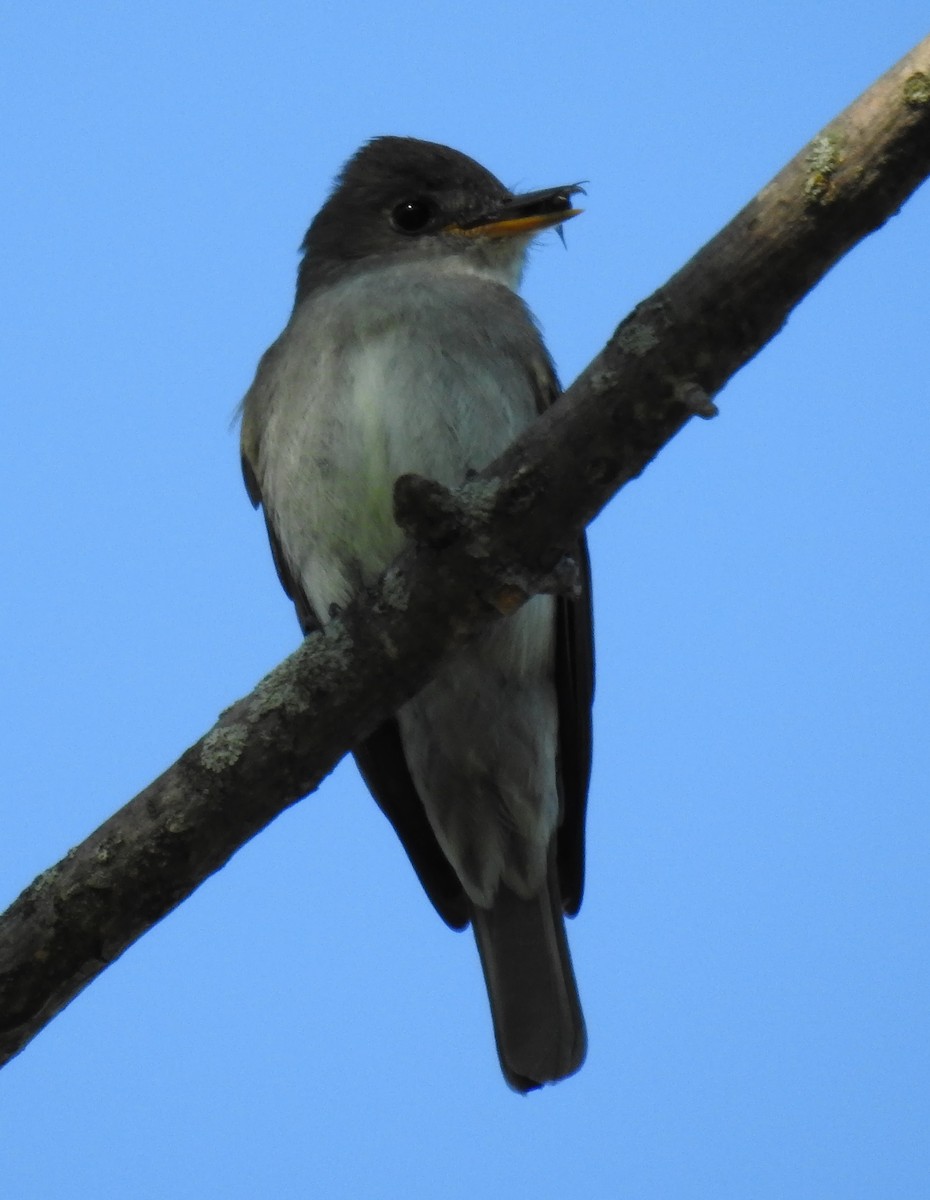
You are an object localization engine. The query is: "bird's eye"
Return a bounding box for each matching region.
[391,198,434,234]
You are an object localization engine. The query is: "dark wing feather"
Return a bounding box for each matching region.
[354,725,470,929]
[555,537,594,916]
[528,353,595,918]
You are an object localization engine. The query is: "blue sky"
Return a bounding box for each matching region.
[2,4,928,1197]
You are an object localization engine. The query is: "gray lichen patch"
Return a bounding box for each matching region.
[251,668,308,717]
[314,622,354,674]
[200,722,250,773]
[253,622,356,715]
[808,132,844,174]
[616,319,660,356]
[904,71,930,106]
[380,565,410,613]
[31,864,63,895]
[805,132,845,203]
[458,477,499,519]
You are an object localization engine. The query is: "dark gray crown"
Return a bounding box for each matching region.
[296,137,512,301]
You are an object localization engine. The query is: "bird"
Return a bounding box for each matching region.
[239,136,594,1091]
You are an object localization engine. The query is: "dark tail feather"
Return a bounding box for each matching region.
[471,865,586,1092]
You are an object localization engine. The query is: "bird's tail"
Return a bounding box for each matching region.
[470,863,586,1092]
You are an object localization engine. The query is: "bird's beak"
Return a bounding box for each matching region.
[446,184,585,239]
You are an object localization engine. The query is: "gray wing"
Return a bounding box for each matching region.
[527,353,593,916]
[554,534,594,916]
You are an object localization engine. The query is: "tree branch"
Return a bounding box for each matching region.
[2,36,929,1068]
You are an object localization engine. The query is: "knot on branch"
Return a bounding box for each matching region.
[393,473,471,548]
[392,471,582,612]
[487,554,584,616]
[675,381,719,419]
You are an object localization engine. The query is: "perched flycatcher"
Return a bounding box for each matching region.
[240,137,594,1091]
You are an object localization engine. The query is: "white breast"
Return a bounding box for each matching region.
[258,261,542,622]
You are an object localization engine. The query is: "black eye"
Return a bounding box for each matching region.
[391,198,434,234]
